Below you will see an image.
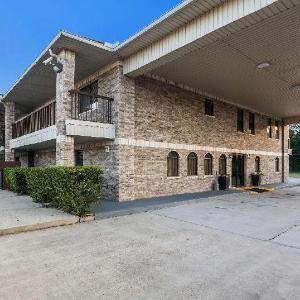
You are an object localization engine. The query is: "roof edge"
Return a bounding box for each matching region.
[1,31,116,103]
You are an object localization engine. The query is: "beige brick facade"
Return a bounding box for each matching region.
[11,63,289,202]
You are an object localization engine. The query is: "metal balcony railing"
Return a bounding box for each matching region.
[13,101,56,138]
[70,90,113,124]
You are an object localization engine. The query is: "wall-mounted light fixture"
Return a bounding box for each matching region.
[257,62,271,69]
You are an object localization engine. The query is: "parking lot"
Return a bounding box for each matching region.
[1,187,300,299]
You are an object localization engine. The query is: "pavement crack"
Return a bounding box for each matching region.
[268,223,300,241]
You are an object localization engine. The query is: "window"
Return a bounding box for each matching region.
[267,118,272,138]
[275,121,280,139]
[167,151,179,177]
[275,157,280,172]
[75,150,84,166]
[204,153,213,175]
[219,154,227,175]
[255,156,261,173]
[249,112,255,135]
[28,151,35,168]
[237,109,244,132]
[205,99,214,116]
[187,152,198,176]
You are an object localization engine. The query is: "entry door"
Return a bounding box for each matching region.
[232,154,245,187]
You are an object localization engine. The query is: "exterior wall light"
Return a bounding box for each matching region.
[257,62,271,69]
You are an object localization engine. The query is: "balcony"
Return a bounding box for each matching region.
[10,91,115,150]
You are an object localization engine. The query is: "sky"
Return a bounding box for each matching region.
[0,0,181,94]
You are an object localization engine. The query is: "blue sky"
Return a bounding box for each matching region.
[0,0,181,94]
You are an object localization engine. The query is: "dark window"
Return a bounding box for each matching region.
[275,157,280,172]
[219,154,227,175]
[267,118,272,138]
[249,113,255,135]
[75,150,84,166]
[205,99,214,116]
[167,151,179,177]
[28,151,35,168]
[255,156,261,173]
[204,153,213,175]
[237,109,244,132]
[275,121,280,139]
[187,152,198,176]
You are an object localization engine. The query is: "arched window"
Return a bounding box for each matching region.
[167,151,179,177]
[187,152,198,176]
[275,157,280,172]
[219,154,227,175]
[255,156,261,173]
[204,153,213,175]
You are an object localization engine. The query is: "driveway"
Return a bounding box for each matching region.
[0,190,78,235]
[1,187,300,299]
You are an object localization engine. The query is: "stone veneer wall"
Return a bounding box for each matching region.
[74,66,289,201]
[16,149,56,167]
[12,64,289,202]
[116,76,287,200]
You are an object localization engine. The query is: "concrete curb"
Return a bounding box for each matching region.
[0,214,96,237]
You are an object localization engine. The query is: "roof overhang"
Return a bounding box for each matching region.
[2,0,300,122]
[123,0,300,120]
[2,32,118,113]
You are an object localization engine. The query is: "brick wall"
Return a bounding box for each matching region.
[74,67,288,201]
[117,76,287,200]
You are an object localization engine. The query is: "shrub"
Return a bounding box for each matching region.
[26,166,103,217]
[4,167,28,194]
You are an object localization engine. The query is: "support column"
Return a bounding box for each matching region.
[55,49,76,166]
[4,101,15,162]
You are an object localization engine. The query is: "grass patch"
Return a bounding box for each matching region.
[289,172,300,178]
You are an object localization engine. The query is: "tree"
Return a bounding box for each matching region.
[290,125,300,172]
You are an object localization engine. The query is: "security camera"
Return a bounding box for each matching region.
[43,49,64,73]
[43,56,54,65]
[53,62,63,73]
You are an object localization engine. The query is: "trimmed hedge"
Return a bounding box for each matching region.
[4,166,103,217]
[4,167,28,194]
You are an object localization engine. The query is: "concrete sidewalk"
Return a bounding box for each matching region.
[0,190,78,236]
[95,178,300,219]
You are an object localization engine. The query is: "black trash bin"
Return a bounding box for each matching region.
[218,175,229,190]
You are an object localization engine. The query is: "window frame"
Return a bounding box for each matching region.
[75,150,84,167]
[204,153,213,176]
[249,112,255,135]
[204,99,214,117]
[275,157,280,173]
[275,121,280,140]
[255,156,261,173]
[187,152,198,176]
[167,151,180,177]
[219,154,227,176]
[237,109,244,132]
[267,118,272,138]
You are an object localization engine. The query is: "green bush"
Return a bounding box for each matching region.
[4,167,28,194]
[26,166,103,217]
[5,166,103,217]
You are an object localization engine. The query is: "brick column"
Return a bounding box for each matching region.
[55,49,75,166]
[4,101,15,162]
